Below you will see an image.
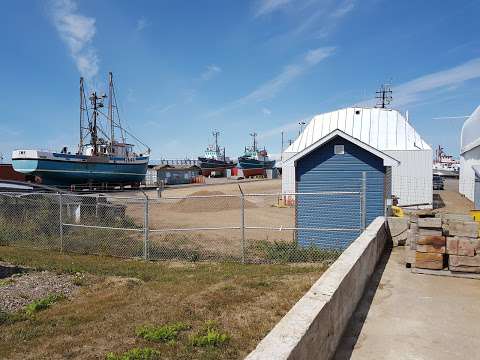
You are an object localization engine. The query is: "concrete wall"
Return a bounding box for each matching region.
[245,217,390,360]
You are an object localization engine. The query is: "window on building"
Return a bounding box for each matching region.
[334,145,345,155]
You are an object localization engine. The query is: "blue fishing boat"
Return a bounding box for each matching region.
[197,131,233,176]
[12,73,150,187]
[237,132,275,170]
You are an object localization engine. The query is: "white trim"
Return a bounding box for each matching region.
[285,129,400,167]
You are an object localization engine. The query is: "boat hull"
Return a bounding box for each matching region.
[12,158,148,185]
[237,157,275,170]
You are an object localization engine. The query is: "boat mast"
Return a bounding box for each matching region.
[108,72,114,152]
[250,132,257,152]
[212,130,220,153]
[79,77,84,151]
[89,91,103,155]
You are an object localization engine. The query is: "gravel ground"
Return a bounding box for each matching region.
[0,268,80,313]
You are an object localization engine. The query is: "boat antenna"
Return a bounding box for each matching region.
[108,72,114,152]
[212,130,220,153]
[250,132,258,152]
[375,83,393,109]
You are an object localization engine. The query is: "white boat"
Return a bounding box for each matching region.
[433,145,459,177]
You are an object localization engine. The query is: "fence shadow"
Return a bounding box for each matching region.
[333,245,392,360]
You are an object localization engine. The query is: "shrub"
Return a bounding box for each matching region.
[25,293,64,316]
[105,347,161,360]
[189,320,229,347]
[136,322,190,343]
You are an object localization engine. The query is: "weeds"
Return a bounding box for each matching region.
[25,294,64,316]
[0,278,15,287]
[0,310,28,325]
[189,320,229,347]
[253,240,342,263]
[105,347,161,360]
[136,322,190,343]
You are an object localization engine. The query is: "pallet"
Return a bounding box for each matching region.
[411,267,480,280]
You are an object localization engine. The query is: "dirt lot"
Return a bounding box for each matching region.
[0,246,325,360]
[103,180,297,261]
[433,178,472,214]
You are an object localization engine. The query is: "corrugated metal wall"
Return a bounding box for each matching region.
[385,149,433,208]
[295,136,386,249]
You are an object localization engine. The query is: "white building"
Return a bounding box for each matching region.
[282,107,432,208]
[459,105,480,203]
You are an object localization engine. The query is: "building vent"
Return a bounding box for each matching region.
[334,145,345,155]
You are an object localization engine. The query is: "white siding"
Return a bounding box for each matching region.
[459,147,480,202]
[384,149,433,208]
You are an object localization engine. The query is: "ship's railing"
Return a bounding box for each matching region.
[0,187,367,264]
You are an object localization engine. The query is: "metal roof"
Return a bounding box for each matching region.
[285,129,399,167]
[285,107,431,156]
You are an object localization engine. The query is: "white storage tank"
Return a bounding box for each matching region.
[281,107,433,208]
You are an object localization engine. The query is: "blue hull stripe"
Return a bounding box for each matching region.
[12,159,148,185]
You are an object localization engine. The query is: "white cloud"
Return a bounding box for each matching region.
[206,47,334,117]
[240,47,335,104]
[357,57,480,107]
[393,58,480,106]
[262,108,272,116]
[200,64,222,81]
[254,0,292,17]
[258,115,311,140]
[136,16,149,31]
[331,0,355,18]
[50,0,99,82]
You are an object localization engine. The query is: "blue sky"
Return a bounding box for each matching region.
[1,0,479,161]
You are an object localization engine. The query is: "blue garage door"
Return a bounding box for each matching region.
[296,136,386,249]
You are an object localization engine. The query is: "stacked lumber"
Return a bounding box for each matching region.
[405,214,480,274]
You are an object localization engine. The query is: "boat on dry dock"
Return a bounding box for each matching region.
[12,73,150,187]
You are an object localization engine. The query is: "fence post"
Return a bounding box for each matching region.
[59,193,64,253]
[361,172,367,230]
[143,197,149,260]
[238,185,246,264]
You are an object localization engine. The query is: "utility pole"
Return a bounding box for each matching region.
[375,83,393,109]
[281,131,284,161]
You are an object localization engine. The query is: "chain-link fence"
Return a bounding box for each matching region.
[0,189,365,264]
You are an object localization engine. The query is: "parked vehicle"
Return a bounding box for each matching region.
[433,174,444,190]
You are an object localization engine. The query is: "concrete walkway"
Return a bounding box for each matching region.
[335,247,480,360]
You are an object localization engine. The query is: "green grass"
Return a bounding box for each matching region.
[252,240,343,263]
[0,246,326,360]
[25,294,65,316]
[136,322,190,343]
[190,320,229,348]
[105,347,162,360]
